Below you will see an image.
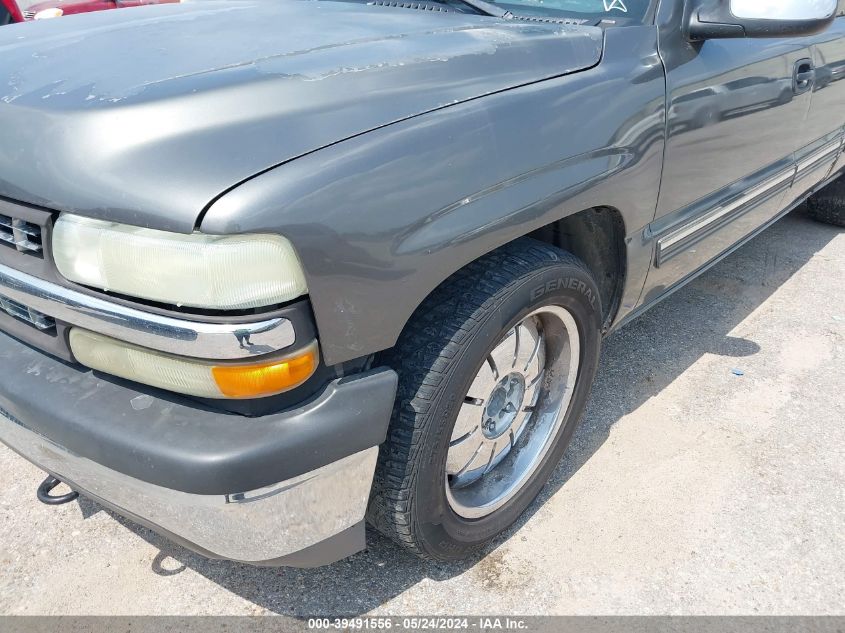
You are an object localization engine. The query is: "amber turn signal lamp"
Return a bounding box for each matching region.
[212,342,319,398]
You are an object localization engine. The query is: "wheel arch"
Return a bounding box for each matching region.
[379,205,628,365]
[526,206,627,332]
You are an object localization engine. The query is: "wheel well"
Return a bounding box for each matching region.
[527,207,626,331]
[378,206,628,366]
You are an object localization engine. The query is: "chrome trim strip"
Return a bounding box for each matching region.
[796,139,842,175]
[658,167,796,254]
[0,264,295,360]
[0,406,377,562]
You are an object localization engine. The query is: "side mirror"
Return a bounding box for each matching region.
[688,0,838,40]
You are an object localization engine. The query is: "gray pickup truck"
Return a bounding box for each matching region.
[0,0,843,567]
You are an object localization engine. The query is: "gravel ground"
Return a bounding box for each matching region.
[0,209,843,616]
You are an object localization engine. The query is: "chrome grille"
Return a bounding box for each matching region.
[23,10,36,19]
[0,214,43,256]
[0,292,55,332]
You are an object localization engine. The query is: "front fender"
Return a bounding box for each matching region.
[202,27,666,365]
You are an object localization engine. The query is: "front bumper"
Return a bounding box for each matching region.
[1,409,377,565]
[0,329,398,566]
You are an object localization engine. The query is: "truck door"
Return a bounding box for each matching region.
[645,0,815,295]
[791,2,845,200]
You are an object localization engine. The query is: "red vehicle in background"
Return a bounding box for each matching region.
[1,0,24,23]
[2,0,178,23]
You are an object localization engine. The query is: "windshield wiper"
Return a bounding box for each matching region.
[449,0,512,18]
[435,0,599,24]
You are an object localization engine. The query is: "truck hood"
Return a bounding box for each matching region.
[0,0,602,232]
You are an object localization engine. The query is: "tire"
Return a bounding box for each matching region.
[367,238,603,561]
[807,177,845,227]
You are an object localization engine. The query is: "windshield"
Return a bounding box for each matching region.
[488,0,651,22]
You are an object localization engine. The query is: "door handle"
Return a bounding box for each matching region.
[794,59,816,95]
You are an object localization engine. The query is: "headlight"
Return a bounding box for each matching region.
[70,329,319,399]
[33,7,63,18]
[53,215,307,310]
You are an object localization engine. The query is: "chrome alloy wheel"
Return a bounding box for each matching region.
[444,306,580,519]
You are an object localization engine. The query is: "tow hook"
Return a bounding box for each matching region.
[36,475,79,505]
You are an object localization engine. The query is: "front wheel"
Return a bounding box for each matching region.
[367,238,603,561]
